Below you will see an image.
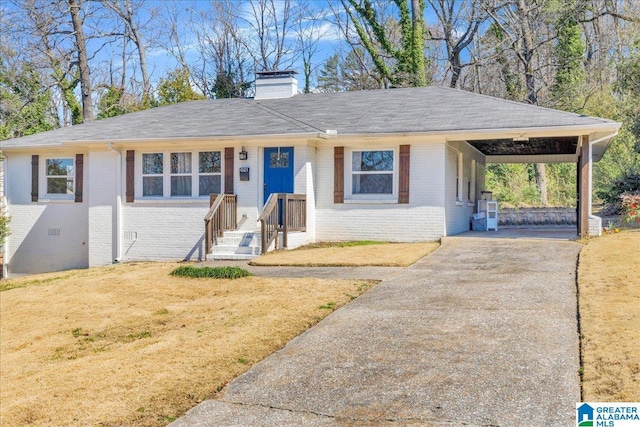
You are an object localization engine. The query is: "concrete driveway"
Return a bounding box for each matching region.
[171,234,582,426]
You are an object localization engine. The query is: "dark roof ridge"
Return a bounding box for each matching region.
[249,98,324,133]
[429,86,616,124]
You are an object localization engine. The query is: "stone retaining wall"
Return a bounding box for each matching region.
[498,208,576,226]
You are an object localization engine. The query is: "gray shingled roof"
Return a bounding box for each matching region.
[1,86,618,148]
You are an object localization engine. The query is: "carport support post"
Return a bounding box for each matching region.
[578,135,590,237]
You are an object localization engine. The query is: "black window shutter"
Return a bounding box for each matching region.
[75,154,84,202]
[334,147,344,203]
[126,150,135,202]
[399,145,410,204]
[31,155,39,202]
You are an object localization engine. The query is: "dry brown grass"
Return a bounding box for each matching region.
[0,262,375,426]
[250,242,440,267]
[579,229,640,401]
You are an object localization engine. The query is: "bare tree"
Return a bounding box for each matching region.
[427,0,483,88]
[241,0,298,71]
[484,0,557,205]
[156,0,191,71]
[339,0,428,87]
[68,0,94,122]
[101,0,152,102]
[187,0,252,98]
[295,1,330,93]
[9,0,80,124]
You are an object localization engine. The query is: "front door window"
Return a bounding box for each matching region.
[263,147,294,204]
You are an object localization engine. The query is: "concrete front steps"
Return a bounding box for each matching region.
[208,230,262,260]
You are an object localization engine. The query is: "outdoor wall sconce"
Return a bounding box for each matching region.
[239,146,248,160]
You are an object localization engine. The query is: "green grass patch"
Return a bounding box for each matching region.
[319,301,337,310]
[170,265,253,279]
[0,273,74,292]
[297,240,388,250]
[123,331,151,342]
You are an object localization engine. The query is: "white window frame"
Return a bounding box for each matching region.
[456,152,464,202]
[197,151,223,197]
[170,152,193,197]
[469,159,476,203]
[142,152,164,197]
[346,148,398,202]
[42,157,75,200]
[138,150,223,199]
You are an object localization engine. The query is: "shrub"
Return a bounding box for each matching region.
[598,173,640,213]
[0,208,10,247]
[170,265,253,279]
[620,193,640,226]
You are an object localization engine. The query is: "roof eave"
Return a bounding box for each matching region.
[327,122,622,141]
[0,132,324,151]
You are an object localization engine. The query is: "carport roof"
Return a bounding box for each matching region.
[1,86,621,158]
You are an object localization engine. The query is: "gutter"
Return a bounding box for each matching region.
[586,131,618,233]
[1,153,8,278]
[588,131,618,147]
[107,143,123,262]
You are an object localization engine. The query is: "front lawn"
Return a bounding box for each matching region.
[0,262,375,426]
[250,241,440,267]
[578,229,640,401]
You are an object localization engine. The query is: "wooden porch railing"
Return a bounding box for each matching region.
[204,194,237,254]
[258,193,306,254]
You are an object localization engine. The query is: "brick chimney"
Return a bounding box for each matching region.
[254,70,298,100]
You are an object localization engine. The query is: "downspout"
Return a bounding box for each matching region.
[1,153,8,278]
[587,132,618,216]
[585,131,618,235]
[108,143,123,262]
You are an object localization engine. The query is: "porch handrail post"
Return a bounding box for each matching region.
[204,193,237,256]
[261,218,267,254]
[282,193,289,248]
[258,193,279,254]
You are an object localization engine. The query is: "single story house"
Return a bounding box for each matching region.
[0,71,621,276]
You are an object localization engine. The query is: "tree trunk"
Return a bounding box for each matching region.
[68,0,93,122]
[450,55,461,88]
[517,0,547,205]
[303,61,311,93]
[534,163,548,206]
[411,0,426,86]
[125,0,150,102]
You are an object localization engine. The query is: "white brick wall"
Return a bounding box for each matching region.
[121,144,316,263]
[444,142,486,236]
[235,145,260,231]
[588,215,602,236]
[4,140,487,274]
[88,150,118,266]
[121,203,210,261]
[315,142,446,242]
[293,145,316,243]
[5,153,89,275]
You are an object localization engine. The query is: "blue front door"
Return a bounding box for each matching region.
[263,147,294,204]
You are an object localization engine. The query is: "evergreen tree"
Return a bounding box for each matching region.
[157,68,205,105]
[97,86,129,119]
[550,5,586,111]
[212,71,251,99]
[317,54,343,93]
[0,55,58,140]
[343,0,427,87]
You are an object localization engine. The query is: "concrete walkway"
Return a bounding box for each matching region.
[172,234,582,426]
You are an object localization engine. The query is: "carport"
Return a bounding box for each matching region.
[466,129,620,237]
